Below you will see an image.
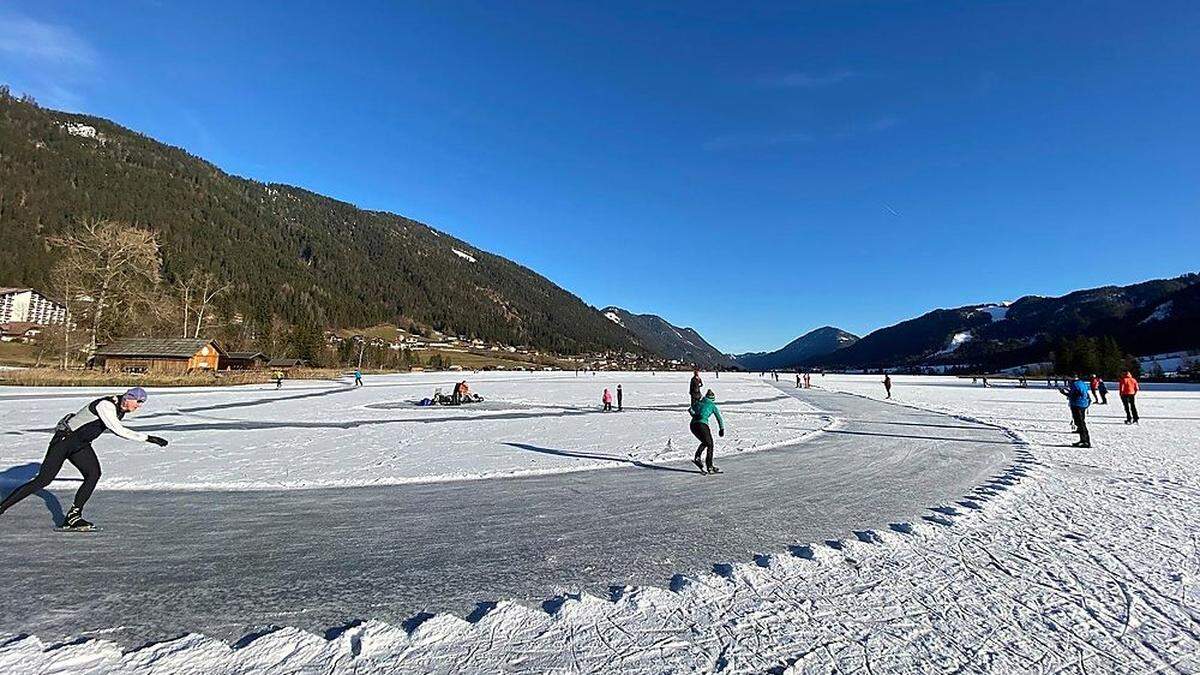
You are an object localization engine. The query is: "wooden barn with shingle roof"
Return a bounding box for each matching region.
[93,338,225,373]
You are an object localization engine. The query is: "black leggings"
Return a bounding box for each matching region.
[690,421,714,468]
[1121,394,1139,422]
[1070,407,1090,445]
[0,431,102,512]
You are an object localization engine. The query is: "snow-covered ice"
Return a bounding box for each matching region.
[2,373,1198,673]
[0,372,823,490]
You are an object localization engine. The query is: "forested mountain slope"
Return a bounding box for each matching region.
[0,90,640,354]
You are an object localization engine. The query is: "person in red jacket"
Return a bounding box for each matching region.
[1118,371,1140,424]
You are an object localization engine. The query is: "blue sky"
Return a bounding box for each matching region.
[2,1,1197,353]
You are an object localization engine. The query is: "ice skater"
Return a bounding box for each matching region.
[883,374,892,399]
[1118,371,1140,424]
[689,389,726,474]
[354,369,363,387]
[616,384,623,411]
[602,388,613,412]
[0,388,169,530]
[1097,378,1108,404]
[1059,374,1092,448]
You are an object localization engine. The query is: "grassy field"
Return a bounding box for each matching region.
[0,342,44,367]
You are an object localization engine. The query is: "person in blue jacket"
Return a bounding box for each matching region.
[1058,374,1092,448]
[689,389,726,474]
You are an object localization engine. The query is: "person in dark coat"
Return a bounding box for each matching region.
[689,369,703,404]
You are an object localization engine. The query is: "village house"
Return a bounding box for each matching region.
[0,322,42,343]
[93,337,225,373]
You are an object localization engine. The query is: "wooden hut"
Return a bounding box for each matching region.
[223,351,269,370]
[93,338,225,373]
[266,358,307,373]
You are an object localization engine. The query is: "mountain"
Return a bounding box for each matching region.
[0,88,642,355]
[734,327,859,371]
[809,274,1200,370]
[600,307,735,368]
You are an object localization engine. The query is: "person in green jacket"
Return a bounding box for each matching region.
[689,389,726,474]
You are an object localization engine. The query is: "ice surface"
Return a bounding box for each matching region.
[0,373,821,490]
[2,374,1197,672]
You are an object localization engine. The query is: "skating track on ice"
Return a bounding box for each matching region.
[0,386,1015,646]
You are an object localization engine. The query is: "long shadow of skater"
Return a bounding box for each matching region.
[0,463,67,524]
[502,442,696,475]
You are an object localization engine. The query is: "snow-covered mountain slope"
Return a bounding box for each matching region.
[600,306,736,368]
[813,274,1200,370]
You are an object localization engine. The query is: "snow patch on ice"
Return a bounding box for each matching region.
[451,248,477,263]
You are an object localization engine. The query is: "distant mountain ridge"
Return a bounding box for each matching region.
[806,274,1200,370]
[734,327,859,371]
[601,307,736,368]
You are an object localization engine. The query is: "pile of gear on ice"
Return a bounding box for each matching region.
[416,380,484,406]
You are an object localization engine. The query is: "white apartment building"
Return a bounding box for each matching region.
[0,287,70,325]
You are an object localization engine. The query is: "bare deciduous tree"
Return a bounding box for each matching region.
[175,270,230,338]
[47,219,163,355]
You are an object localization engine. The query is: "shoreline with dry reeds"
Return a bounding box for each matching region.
[0,368,347,388]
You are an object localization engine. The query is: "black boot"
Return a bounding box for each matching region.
[62,506,94,530]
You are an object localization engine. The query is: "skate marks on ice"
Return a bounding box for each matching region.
[0,388,1053,673]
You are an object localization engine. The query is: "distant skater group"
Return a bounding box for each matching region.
[1058,370,1139,448]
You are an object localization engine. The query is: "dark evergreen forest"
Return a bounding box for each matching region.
[0,89,642,355]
